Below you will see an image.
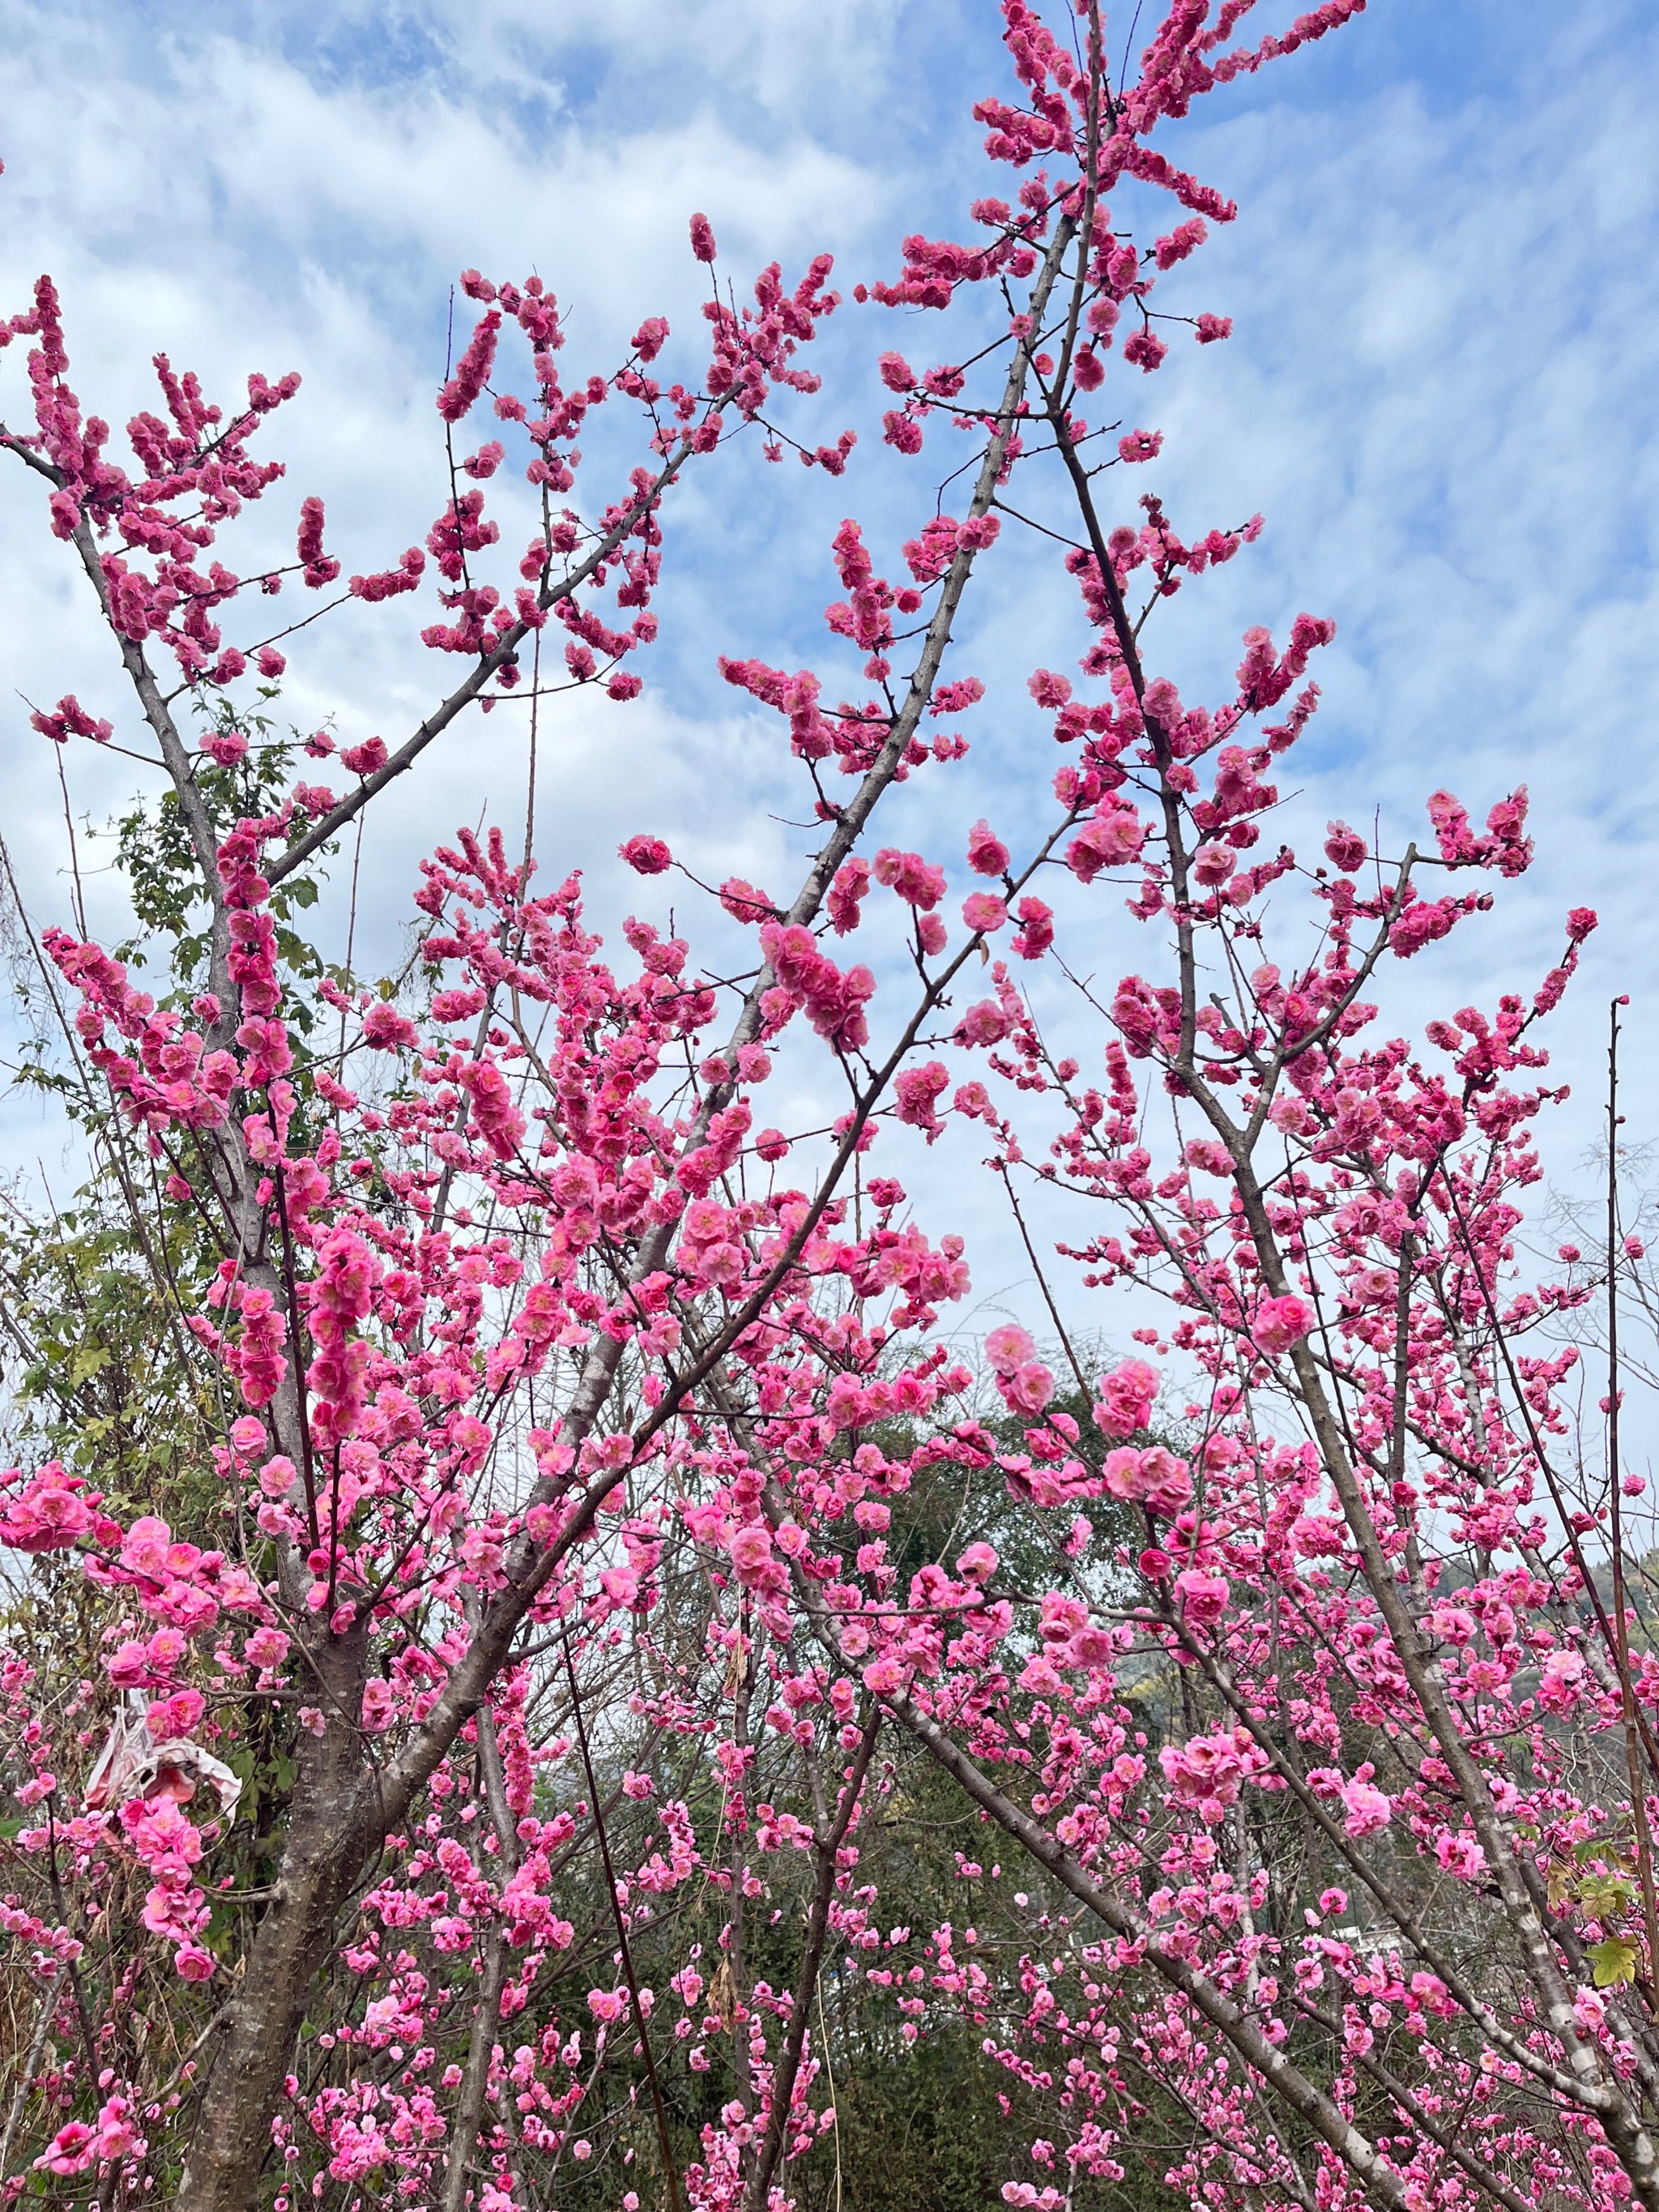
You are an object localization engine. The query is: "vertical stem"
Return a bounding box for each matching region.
[725,1604,755,2134]
[815,1976,843,2212]
[1606,997,1659,1993]
[337,809,367,1070]
[742,1710,880,2212]
[439,1701,522,2212]
[522,626,542,886]
[0,1962,68,2181]
[563,1646,684,2212]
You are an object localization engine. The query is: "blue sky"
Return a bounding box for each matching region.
[2,0,1657,1360]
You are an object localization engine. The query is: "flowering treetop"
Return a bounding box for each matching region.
[7,7,1659,2212]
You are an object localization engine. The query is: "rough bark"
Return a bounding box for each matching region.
[177,1625,369,2212]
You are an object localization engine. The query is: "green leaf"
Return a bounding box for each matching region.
[68,1344,111,1387]
[1588,1936,1642,1988]
[1587,1881,1635,1919]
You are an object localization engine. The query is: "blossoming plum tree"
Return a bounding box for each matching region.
[5,4,1659,2210]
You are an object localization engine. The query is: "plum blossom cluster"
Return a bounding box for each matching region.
[8,6,1657,2212]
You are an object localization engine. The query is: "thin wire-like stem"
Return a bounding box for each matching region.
[562,1643,684,2212]
[1607,997,1659,1993]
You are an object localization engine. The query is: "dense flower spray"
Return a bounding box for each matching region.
[7,6,1659,2212]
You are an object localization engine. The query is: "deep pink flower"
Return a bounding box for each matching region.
[966,820,1009,877]
[341,736,388,777]
[1341,1777,1392,1838]
[872,849,946,909]
[1254,1294,1313,1354]
[621,834,672,874]
[1093,1359,1158,1438]
[362,1001,418,1051]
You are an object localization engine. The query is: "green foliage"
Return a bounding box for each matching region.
[868,1378,1145,1608]
[500,1686,1193,2212]
[1589,1935,1641,1989]
[0,1171,219,1518]
[113,689,334,1033]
